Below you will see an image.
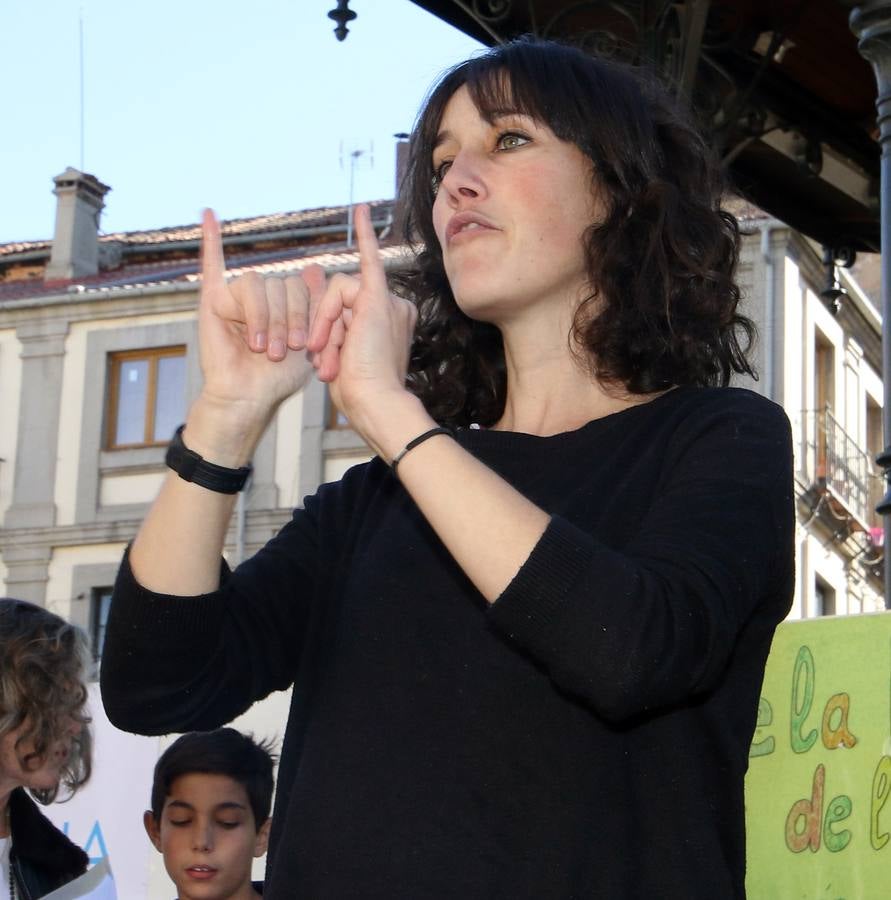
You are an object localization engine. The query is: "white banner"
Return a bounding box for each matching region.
[39,683,290,897]
[42,685,160,899]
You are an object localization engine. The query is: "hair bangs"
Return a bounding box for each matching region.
[462,62,550,129]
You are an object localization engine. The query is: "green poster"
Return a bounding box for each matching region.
[745,612,891,899]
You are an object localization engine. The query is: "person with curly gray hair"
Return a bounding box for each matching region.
[0,598,92,900]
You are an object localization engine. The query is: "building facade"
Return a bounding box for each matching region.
[732,206,885,619]
[1,176,886,657]
[0,172,405,666]
[0,170,886,892]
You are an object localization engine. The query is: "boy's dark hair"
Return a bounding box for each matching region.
[150,728,276,827]
[396,37,755,428]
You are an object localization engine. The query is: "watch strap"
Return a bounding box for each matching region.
[165,425,252,494]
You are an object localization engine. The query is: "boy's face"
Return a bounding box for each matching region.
[144,773,270,900]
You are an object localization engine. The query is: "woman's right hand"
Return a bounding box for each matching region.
[127,209,326,591]
[196,208,321,421]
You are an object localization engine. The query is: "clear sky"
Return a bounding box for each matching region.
[0,0,483,243]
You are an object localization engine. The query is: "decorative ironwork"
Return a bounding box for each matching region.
[470,0,513,23]
[820,245,857,312]
[799,407,884,586]
[541,1,637,45]
[802,407,882,533]
[434,0,841,194]
[445,0,520,42]
[328,0,357,42]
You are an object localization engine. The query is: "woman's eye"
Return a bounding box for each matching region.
[496,132,530,151]
[218,820,241,830]
[431,160,453,192]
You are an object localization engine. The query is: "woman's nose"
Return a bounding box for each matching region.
[440,150,486,202]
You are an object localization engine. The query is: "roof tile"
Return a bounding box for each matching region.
[0,199,395,256]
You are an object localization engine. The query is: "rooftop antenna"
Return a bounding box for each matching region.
[340,140,374,247]
[79,7,86,171]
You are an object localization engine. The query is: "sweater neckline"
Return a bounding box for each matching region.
[460,384,692,449]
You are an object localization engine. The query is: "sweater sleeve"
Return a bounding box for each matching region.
[100,487,327,735]
[486,393,794,723]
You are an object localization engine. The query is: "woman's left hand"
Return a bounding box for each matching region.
[310,209,549,608]
[306,204,420,446]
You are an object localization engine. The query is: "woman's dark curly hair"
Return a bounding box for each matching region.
[0,598,92,804]
[394,37,755,428]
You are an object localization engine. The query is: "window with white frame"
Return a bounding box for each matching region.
[105,346,186,449]
[327,390,350,429]
[814,575,836,617]
[90,586,114,665]
[814,332,836,481]
[866,396,882,468]
[815,332,835,413]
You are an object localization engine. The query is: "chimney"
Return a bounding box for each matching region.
[45,167,111,281]
[393,133,411,240]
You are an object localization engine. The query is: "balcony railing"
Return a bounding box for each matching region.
[802,408,883,531]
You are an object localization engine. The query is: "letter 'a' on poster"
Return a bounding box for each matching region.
[745,612,891,898]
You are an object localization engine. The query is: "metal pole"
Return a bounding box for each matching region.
[346,149,363,248]
[676,0,712,99]
[236,487,246,566]
[79,9,85,171]
[851,1,891,608]
[347,154,356,248]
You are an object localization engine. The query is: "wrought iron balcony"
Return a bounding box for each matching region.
[800,407,884,546]
[802,407,882,530]
[798,408,884,587]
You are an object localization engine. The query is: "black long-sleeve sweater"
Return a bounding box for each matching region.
[8,788,89,900]
[101,386,794,899]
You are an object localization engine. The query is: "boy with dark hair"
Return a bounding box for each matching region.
[144,728,275,900]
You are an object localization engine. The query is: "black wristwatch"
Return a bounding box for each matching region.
[165,425,253,494]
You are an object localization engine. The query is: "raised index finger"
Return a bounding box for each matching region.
[355,203,388,294]
[201,208,227,288]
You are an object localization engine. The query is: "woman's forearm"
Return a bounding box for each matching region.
[128,394,271,595]
[363,391,550,604]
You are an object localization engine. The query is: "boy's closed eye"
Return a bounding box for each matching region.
[166,815,244,828]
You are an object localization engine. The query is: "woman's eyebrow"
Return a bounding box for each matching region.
[481,106,536,124]
[433,111,532,151]
[432,130,453,153]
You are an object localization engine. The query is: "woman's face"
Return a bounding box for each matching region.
[0,716,81,795]
[431,84,601,326]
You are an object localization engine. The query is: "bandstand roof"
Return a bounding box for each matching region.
[405,0,881,255]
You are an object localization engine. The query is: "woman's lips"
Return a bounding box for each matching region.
[445,212,498,244]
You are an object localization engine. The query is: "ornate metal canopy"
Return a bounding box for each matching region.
[336,1,882,257]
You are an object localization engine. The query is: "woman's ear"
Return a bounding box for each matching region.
[143,810,162,851]
[253,817,272,858]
